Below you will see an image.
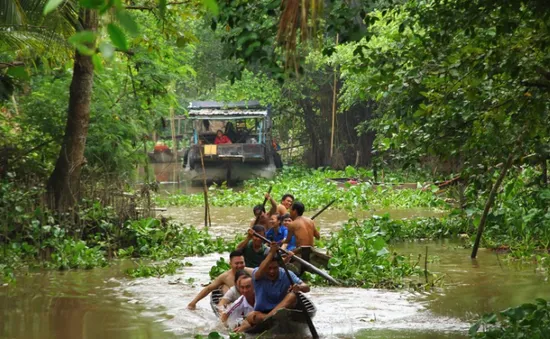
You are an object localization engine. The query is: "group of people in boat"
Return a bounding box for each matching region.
[186,193,319,332]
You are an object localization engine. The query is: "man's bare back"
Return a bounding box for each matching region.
[287,216,319,248]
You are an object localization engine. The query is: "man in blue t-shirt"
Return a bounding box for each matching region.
[234,242,310,333]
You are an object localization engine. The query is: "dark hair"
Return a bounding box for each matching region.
[279,213,291,222]
[217,129,223,134]
[253,204,265,214]
[252,224,265,233]
[230,249,244,260]
[234,270,251,284]
[291,201,305,216]
[281,194,294,202]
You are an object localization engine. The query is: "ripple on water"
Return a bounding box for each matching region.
[119,253,470,338]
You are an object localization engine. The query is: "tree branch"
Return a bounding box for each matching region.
[125,2,189,10]
[0,61,24,69]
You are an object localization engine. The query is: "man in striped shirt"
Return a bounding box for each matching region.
[221,273,255,329]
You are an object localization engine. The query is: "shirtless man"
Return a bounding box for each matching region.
[283,201,320,275]
[277,194,294,215]
[187,250,245,310]
[249,193,278,229]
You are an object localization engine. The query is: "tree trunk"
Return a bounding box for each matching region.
[46,9,98,212]
[470,152,515,258]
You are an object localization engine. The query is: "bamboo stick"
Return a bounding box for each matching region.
[330,34,339,158]
[198,145,211,227]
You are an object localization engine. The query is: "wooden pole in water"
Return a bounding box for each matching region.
[170,106,177,161]
[329,34,339,159]
[198,145,211,227]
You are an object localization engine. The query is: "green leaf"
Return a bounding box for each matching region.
[468,320,481,336]
[116,11,139,36]
[107,23,128,51]
[6,66,30,81]
[92,54,104,72]
[202,0,219,16]
[68,31,96,45]
[43,0,65,15]
[159,0,167,18]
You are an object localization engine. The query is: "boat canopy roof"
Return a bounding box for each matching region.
[181,101,268,120]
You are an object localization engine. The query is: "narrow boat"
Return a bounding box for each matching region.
[291,247,331,271]
[210,288,317,335]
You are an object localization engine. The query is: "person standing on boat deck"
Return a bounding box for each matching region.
[277,194,294,215]
[221,274,256,329]
[234,242,310,333]
[187,250,245,310]
[236,225,269,268]
[283,201,320,275]
[250,193,278,229]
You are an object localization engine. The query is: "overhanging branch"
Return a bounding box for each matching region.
[125,1,189,10]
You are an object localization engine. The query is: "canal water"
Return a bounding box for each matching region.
[2,164,549,338]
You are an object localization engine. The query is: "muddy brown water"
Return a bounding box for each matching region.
[3,169,550,338]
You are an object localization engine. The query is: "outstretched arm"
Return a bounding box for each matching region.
[266,193,277,216]
[187,274,225,309]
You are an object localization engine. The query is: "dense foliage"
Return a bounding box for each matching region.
[315,218,431,289]
[470,299,550,339]
[156,166,446,211]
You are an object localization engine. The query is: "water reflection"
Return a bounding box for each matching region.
[0,262,175,339]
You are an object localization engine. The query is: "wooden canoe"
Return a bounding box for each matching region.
[291,247,331,271]
[210,288,317,335]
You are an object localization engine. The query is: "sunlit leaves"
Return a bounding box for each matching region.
[107,23,127,51]
[43,0,64,15]
[68,30,97,55]
[202,0,219,16]
[116,10,139,36]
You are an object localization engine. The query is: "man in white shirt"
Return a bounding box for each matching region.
[220,274,255,330]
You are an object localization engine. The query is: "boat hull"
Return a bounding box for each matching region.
[291,247,331,273]
[210,288,317,335]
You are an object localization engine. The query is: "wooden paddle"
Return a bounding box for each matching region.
[252,231,340,285]
[253,185,273,226]
[276,248,319,339]
[309,199,337,220]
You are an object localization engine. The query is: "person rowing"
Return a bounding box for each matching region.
[220,271,256,330]
[234,242,310,333]
[187,250,245,310]
[282,201,320,275]
[236,225,269,268]
[250,193,278,230]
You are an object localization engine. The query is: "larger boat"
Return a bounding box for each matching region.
[181,101,282,183]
